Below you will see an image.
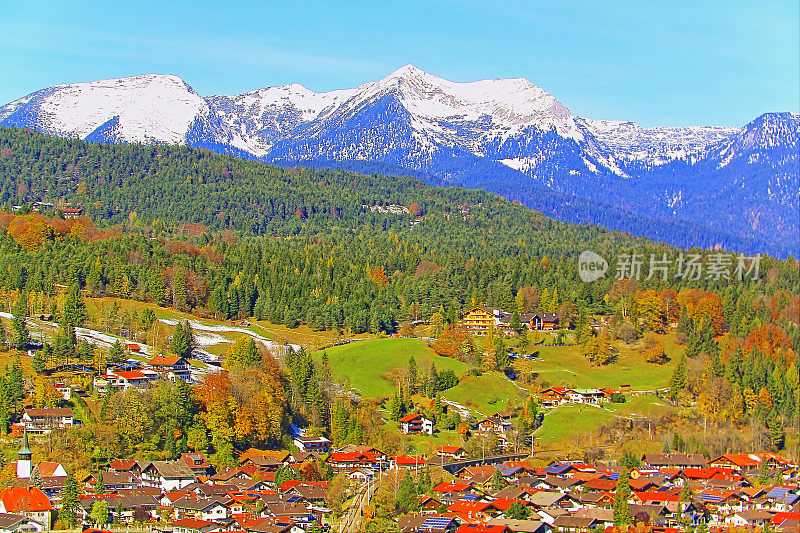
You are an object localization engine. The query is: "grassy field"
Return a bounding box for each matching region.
[442,372,528,416]
[312,338,470,398]
[524,332,681,390]
[536,394,677,444]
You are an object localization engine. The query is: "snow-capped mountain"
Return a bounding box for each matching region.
[0,75,211,145]
[1,67,797,255]
[576,118,738,170]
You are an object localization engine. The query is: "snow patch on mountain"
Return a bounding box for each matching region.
[2,74,209,145]
[577,117,738,167]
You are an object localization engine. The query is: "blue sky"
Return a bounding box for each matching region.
[1,1,797,127]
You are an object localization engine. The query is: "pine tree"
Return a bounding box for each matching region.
[613,472,632,527]
[669,354,687,400]
[30,464,42,489]
[757,460,770,485]
[169,321,195,358]
[61,473,79,526]
[768,412,785,450]
[494,336,509,370]
[62,283,87,327]
[510,310,522,336]
[407,355,418,394]
[108,340,126,365]
[672,433,684,452]
[394,470,421,513]
[32,350,46,374]
[11,293,29,350]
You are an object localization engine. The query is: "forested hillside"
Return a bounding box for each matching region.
[0,126,797,335]
[0,126,798,463]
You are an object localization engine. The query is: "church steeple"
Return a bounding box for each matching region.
[17,427,32,479]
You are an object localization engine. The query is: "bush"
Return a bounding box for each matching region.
[610,393,626,403]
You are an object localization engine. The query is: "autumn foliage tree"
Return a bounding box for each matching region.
[678,288,725,335]
[196,353,287,466]
[431,326,477,364]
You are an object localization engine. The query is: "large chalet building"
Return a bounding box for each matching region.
[21,409,75,435]
[460,307,559,336]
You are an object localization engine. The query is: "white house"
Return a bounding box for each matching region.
[0,512,47,533]
[141,461,195,492]
[22,409,75,435]
[399,414,434,435]
[292,436,331,453]
[172,497,229,521]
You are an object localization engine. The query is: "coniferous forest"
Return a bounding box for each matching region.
[0,125,798,465]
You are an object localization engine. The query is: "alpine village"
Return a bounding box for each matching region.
[0,6,798,528]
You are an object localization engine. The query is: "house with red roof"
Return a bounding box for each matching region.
[487,498,529,513]
[708,453,794,474]
[171,518,221,533]
[326,451,378,472]
[94,370,152,394]
[0,487,53,529]
[447,500,492,516]
[538,387,572,408]
[771,512,800,528]
[455,523,510,533]
[336,444,388,461]
[399,413,434,435]
[109,459,140,474]
[435,446,467,461]
[148,355,191,382]
[395,456,427,470]
[433,482,473,494]
[181,453,213,476]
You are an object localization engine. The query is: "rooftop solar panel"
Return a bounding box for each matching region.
[422,517,453,528]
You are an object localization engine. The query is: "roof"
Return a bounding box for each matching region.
[173,496,228,511]
[395,456,427,466]
[148,460,196,479]
[36,461,64,477]
[641,453,707,467]
[0,514,32,529]
[447,500,491,514]
[456,526,510,533]
[110,459,138,471]
[172,518,214,529]
[399,413,424,423]
[486,519,546,533]
[327,451,375,463]
[489,498,527,511]
[433,482,472,493]
[149,355,184,366]
[112,370,148,380]
[552,516,596,528]
[0,487,53,512]
[711,453,792,467]
[436,445,466,454]
[24,408,74,418]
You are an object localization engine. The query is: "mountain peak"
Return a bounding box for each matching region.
[386,64,427,79]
